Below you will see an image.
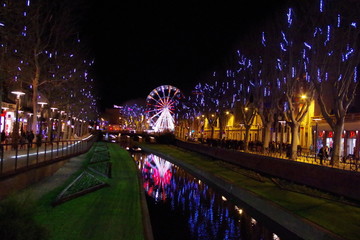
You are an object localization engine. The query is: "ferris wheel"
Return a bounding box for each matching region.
[146,85,183,132]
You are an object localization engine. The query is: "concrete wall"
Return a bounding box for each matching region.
[0,160,68,200]
[176,140,360,201]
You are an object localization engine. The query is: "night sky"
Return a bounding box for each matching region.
[83,1,288,111]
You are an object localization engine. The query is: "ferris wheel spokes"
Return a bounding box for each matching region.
[146,85,183,132]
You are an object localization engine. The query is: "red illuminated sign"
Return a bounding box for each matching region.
[349,131,356,138]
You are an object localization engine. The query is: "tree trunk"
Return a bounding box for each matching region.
[290,122,300,160]
[31,67,40,133]
[331,121,344,167]
[262,122,272,152]
[210,126,215,139]
[244,126,251,152]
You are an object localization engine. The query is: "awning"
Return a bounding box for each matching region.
[316,121,360,131]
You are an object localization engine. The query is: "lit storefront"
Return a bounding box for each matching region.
[317,121,360,159]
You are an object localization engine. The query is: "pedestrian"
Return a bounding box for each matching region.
[318,146,328,165]
[0,130,5,152]
[19,132,26,149]
[36,133,42,148]
[1,130,6,144]
[286,144,291,158]
[27,130,35,148]
[297,145,302,156]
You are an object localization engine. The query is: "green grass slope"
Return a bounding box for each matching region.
[34,143,145,240]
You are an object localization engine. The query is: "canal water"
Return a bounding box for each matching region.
[131,151,282,240]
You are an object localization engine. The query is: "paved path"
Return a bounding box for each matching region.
[0,135,93,176]
[16,153,87,201]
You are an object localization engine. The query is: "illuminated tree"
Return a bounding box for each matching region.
[119,103,147,132]
[268,7,316,160]
[305,0,360,165]
[232,53,257,152]
[192,73,237,139]
[176,96,198,140]
[0,0,97,136]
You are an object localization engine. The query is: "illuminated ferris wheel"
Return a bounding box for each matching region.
[146,85,183,132]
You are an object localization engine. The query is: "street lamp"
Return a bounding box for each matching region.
[1,107,8,133]
[225,111,230,139]
[50,107,58,142]
[278,120,286,154]
[312,117,322,162]
[37,101,47,135]
[11,90,25,147]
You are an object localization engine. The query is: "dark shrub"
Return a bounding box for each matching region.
[156,132,176,144]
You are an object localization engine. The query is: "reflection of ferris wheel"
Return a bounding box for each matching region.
[142,154,173,202]
[146,85,183,132]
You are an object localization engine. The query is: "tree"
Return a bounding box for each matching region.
[271,7,316,160]
[192,72,237,140]
[231,53,258,152]
[0,0,98,139]
[305,0,360,165]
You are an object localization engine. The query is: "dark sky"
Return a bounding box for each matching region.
[84,1,287,111]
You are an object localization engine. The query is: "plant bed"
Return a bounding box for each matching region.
[53,171,108,206]
[88,162,112,178]
[94,145,108,153]
[89,151,110,163]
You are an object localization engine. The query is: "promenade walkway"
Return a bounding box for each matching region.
[195,140,359,172]
[0,134,94,177]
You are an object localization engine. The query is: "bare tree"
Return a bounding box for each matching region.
[232,52,258,152]
[305,1,360,165]
[273,7,316,160]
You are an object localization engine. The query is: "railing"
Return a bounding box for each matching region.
[193,138,360,172]
[0,134,96,178]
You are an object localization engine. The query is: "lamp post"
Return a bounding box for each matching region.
[312,118,322,162]
[11,90,25,148]
[278,120,286,155]
[50,107,58,142]
[37,101,47,135]
[225,111,230,139]
[1,107,8,134]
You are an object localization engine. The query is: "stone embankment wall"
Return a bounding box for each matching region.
[176,140,360,202]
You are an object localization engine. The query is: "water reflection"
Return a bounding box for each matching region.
[132,152,280,240]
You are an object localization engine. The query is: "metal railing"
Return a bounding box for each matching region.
[193,138,360,172]
[0,134,96,178]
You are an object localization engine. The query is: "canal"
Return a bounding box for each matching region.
[131,151,282,240]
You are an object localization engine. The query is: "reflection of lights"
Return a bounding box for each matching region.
[251,218,257,226]
[273,233,280,240]
[131,152,281,239]
[142,154,173,201]
[11,138,86,159]
[235,206,243,215]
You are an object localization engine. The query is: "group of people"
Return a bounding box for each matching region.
[0,130,42,149]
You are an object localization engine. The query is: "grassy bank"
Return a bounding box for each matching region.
[33,143,145,240]
[141,143,360,240]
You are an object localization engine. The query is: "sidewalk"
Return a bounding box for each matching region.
[0,134,93,176]
[15,153,87,201]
